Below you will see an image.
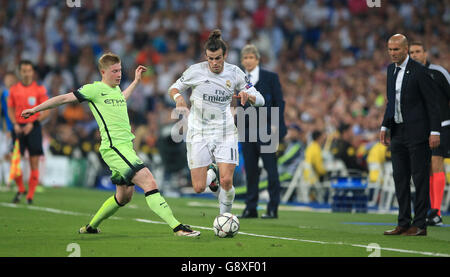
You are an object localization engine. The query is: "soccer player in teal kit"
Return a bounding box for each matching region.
[21,52,200,237]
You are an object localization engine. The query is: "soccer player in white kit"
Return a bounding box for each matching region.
[168,29,265,214]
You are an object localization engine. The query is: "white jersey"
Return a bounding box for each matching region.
[170,61,264,139]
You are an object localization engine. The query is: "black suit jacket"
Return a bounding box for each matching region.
[382,58,441,145]
[240,68,287,143]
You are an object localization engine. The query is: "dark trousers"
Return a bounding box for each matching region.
[390,123,431,229]
[242,142,280,213]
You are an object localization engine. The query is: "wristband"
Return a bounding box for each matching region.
[173,93,181,101]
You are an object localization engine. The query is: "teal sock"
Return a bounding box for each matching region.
[89,195,121,229]
[145,190,181,230]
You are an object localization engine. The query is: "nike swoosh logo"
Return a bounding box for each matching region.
[101,93,108,96]
[160,202,166,206]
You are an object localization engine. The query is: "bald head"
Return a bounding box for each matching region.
[387,34,409,65]
[389,34,408,47]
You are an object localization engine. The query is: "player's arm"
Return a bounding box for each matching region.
[168,66,194,109]
[234,91,255,105]
[122,65,147,100]
[21,93,78,119]
[234,87,265,107]
[168,87,187,108]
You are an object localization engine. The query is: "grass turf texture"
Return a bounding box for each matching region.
[0,187,449,257]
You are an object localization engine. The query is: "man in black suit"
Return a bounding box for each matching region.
[381,34,441,236]
[238,44,287,219]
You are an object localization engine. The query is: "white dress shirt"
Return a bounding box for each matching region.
[246,65,260,86]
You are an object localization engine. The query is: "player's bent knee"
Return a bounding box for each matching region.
[192,183,206,193]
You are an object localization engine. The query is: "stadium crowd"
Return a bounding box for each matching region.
[0,0,449,196]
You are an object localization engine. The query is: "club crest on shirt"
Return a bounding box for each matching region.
[226,80,231,89]
[28,97,36,106]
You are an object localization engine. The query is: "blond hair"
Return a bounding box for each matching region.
[98,52,121,71]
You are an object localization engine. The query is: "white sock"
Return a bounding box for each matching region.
[219,186,235,214]
[206,169,216,186]
[207,169,220,197]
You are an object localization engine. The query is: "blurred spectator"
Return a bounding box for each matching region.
[304,130,327,184]
[367,141,389,184]
[276,124,306,188]
[0,72,17,186]
[331,123,367,173]
[62,102,88,126]
[1,72,17,134]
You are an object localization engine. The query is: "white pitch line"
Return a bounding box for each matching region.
[1,202,449,257]
[0,202,122,220]
[187,201,332,213]
[0,202,89,216]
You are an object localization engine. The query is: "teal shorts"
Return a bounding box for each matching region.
[100,142,146,186]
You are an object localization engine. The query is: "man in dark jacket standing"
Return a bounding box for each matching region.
[238,44,287,219]
[381,34,441,236]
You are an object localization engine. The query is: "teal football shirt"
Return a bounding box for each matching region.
[74,81,135,150]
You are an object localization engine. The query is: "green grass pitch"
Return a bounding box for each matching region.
[0,187,449,257]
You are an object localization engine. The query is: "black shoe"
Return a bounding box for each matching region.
[173,224,201,237]
[261,211,278,219]
[427,209,443,226]
[26,198,33,205]
[12,191,26,204]
[79,224,101,234]
[238,209,258,219]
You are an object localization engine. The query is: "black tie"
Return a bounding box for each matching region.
[393,66,401,81]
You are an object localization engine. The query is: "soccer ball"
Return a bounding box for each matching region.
[213,213,240,238]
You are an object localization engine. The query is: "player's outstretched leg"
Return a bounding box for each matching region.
[79,193,126,234]
[145,189,201,237]
[136,167,200,237]
[79,185,132,234]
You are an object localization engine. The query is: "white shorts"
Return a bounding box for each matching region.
[186,132,239,169]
